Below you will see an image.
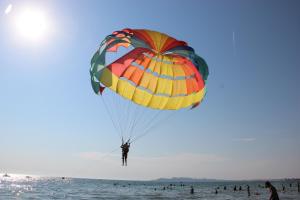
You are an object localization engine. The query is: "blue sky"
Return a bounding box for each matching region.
[0,0,299,180]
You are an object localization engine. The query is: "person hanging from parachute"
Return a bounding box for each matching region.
[90,28,209,166]
[120,138,130,166]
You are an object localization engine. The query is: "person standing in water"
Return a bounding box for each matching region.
[265,181,279,200]
[190,186,194,194]
[298,181,300,193]
[120,140,130,166]
[282,184,285,192]
[247,185,250,196]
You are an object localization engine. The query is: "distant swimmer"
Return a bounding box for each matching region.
[247,185,250,196]
[224,186,227,190]
[298,181,300,193]
[215,189,218,194]
[265,181,279,200]
[234,185,237,191]
[120,139,130,166]
[190,186,194,194]
[282,184,285,192]
[239,186,242,191]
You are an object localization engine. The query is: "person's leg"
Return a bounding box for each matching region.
[125,154,128,166]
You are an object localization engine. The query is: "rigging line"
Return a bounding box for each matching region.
[140,111,165,134]
[130,102,153,139]
[127,101,140,140]
[108,92,123,137]
[112,90,124,136]
[120,94,132,139]
[131,103,147,128]
[118,87,129,137]
[107,92,117,132]
[116,92,126,137]
[128,103,147,139]
[124,97,133,139]
[97,146,120,160]
[130,109,165,143]
[132,109,158,138]
[130,104,154,136]
[232,31,237,56]
[135,108,162,136]
[129,108,151,139]
[100,96,122,140]
[119,95,127,136]
[102,94,122,139]
[117,92,126,136]
[126,97,149,138]
[131,109,178,144]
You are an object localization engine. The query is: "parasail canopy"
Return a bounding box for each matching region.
[90,28,208,110]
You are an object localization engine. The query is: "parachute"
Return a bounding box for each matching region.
[90,28,208,143]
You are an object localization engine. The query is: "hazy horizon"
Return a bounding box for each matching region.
[1,173,299,182]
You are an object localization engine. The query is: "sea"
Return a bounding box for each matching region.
[0,175,300,199]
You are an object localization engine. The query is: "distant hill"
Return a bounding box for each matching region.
[153,177,299,183]
[153,177,225,182]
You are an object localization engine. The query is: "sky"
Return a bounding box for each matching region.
[0,0,299,180]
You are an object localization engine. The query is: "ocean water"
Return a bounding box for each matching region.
[0,175,300,199]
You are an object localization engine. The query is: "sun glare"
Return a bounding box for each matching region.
[14,8,48,41]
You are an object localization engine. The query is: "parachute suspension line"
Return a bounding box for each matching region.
[127,103,142,140]
[128,104,151,139]
[125,101,138,140]
[112,90,124,136]
[116,88,125,136]
[126,101,147,138]
[135,109,164,138]
[97,146,120,161]
[134,106,165,137]
[107,91,123,137]
[103,93,122,137]
[100,95,122,140]
[130,110,178,144]
[122,93,134,140]
[136,110,177,143]
[131,102,147,128]
[123,95,133,139]
[111,91,126,139]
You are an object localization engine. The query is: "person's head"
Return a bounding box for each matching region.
[265,181,271,188]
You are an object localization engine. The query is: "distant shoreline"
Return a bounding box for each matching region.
[1,173,299,183]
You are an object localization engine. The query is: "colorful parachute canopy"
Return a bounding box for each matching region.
[90,28,208,110]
